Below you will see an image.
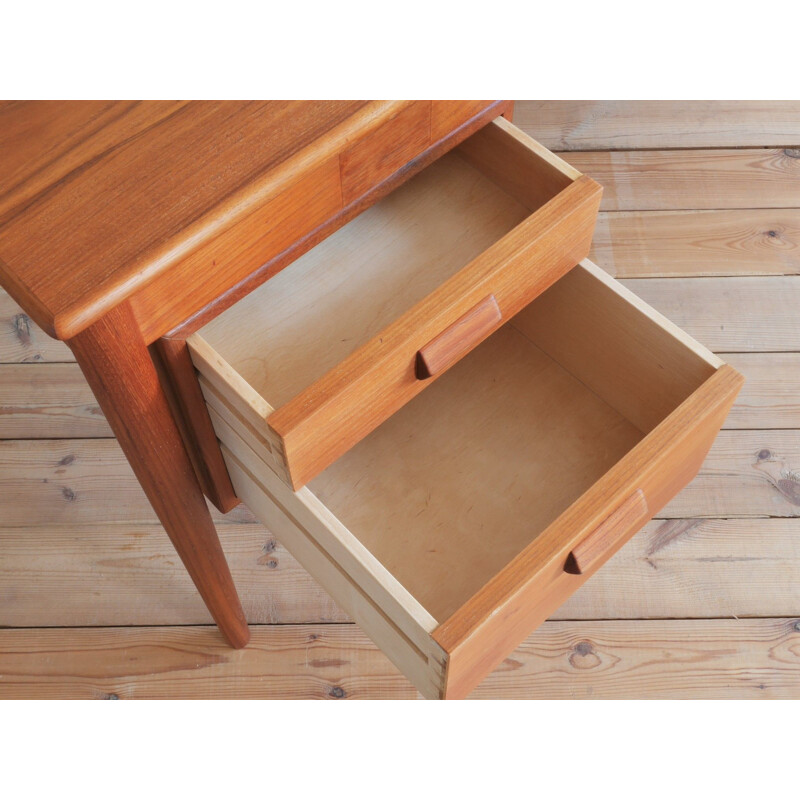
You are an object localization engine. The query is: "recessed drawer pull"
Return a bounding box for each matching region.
[564,489,650,575]
[415,295,502,380]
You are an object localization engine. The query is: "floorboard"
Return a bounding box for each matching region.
[2,518,798,627]
[1,619,797,699]
[591,209,800,278]
[565,149,800,211]
[515,101,800,150]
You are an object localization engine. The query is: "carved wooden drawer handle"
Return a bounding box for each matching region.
[415,295,502,380]
[564,489,649,575]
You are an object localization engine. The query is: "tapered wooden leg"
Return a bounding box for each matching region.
[70,301,250,648]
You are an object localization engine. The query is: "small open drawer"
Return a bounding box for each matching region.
[188,117,601,489]
[193,259,743,698]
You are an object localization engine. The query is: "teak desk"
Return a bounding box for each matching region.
[0,101,742,697]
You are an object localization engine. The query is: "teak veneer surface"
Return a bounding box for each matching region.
[1,100,471,340]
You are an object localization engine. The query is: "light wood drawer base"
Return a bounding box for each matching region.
[194,259,743,698]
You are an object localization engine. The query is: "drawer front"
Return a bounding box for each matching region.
[190,119,602,490]
[340,102,432,206]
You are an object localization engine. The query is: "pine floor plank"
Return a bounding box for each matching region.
[473,618,800,700]
[563,149,800,211]
[592,209,800,277]
[559,518,800,619]
[0,439,256,526]
[0,523,347,627]
[0,363,110,439]
[1,352,795,439]
[0,625,413,700]
[515,100,800,151]
[3,431,800,528]
[663,430,800,519]
[721,353,800,429]
[0,291,72,364]
[2,518,798,627]
[1,619,798,699]
[7,355,795,447]
[620,277,800,352]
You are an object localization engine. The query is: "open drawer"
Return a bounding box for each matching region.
[188,117,602,489]
[191,259,743,698]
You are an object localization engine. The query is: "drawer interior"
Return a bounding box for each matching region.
[213,260,721,626]
[196,120,577,415]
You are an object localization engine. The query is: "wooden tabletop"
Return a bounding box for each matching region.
[0,100,385,339]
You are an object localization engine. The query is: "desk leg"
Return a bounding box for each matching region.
[70,301,250,648]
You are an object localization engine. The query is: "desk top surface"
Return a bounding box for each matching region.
[0,100,389,339]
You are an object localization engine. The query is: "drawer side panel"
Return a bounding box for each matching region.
[225,453,446,699]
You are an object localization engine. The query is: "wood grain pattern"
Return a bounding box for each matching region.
[0,363,110,439]
[720,353,800,429]
[11,429,800,528]
[620,277,800,352]
[0,101,188,220]
[0,522,348,627]
[161,102,512,341]
[0,438,256,525]
[560,518,800,620]
[4,518,800,627]
[69,302,249,648]
[130,156,343,344]
[1,352,791,446]
[591,209,800,277]
[564,148,800,211]
[0,625,416,700]
[472,618,800,699]
[662,430,800,519]
[2,619,798,699]
[0,101,370,338]
[136,104,511,343]
[0,351,790,444]
[0,291,72,363]
[0,101,505,341]
[340,101,431,205]
[515,100,800,150]
[431,101,498,142]
[1,100,791,700]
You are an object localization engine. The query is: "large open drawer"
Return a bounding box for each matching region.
[190,259,743,698]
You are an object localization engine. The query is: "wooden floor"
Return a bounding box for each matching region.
[2,101,800,699]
